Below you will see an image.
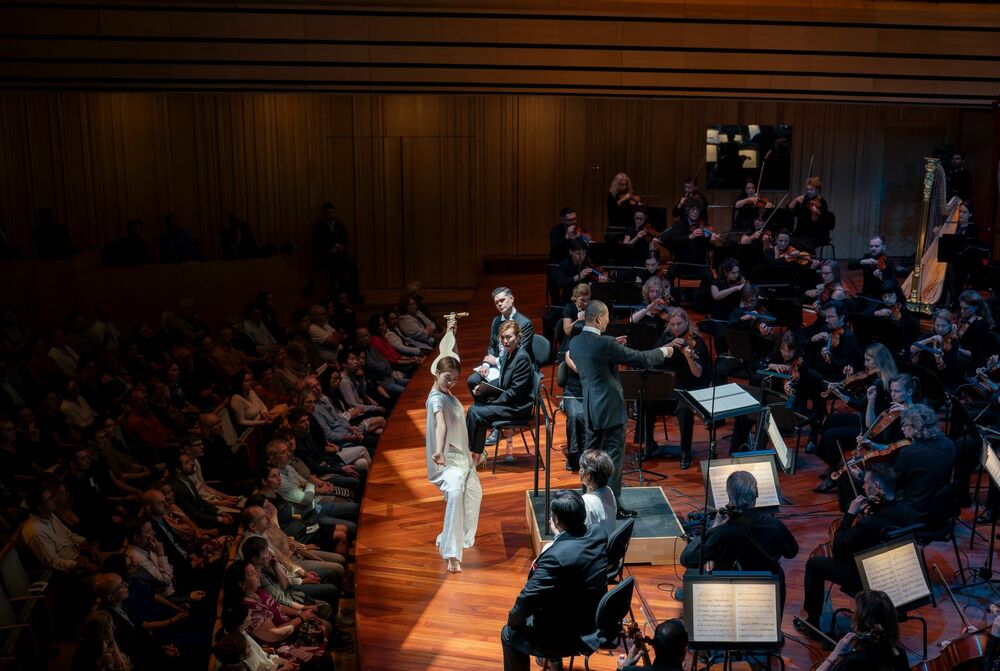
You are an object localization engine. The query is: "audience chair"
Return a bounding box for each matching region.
[570,577,636,671]
[0,543,50,642]
[0,583,42,671]
[606,519,636,585]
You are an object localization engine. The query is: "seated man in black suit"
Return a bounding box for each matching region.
[168,452,235,531]
[501,490,609,671]
[467,286,535,398]
[466,320,535,458]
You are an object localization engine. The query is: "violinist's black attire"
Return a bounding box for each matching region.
[790,196,833,253]
[651,330,711,466]
[556,256,599,304]
[847,255,896,299]
[658,220,713,289]
[802,498,920,628]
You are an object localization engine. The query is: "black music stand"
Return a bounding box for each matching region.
[956,437,1000,596]
[759,296,803,331]
[849,312,904,355]
[606,322,660,352]
[620,370,673,484]
[587,242,630,267]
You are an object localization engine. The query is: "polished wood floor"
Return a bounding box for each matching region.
[356,273,998,671]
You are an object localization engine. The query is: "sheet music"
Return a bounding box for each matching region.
[709,461,780,508]
[984,440,1000,488]
[859,543,930,608]
[688,383,759,415]
[765,413,791,471]
[690,582,778,642]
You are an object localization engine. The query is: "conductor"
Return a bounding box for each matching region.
[569,300,678,519]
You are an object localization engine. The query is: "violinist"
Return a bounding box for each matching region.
[678,471,798,614]
[653,204,715,290]
[956,290,995,368]
[671,176,708,224]
[739,214,770,275]
[798,463,920,636]
[786,176,833,253]
[866,280,918,345]
[806,302,862,383]
[622,207,658,265]
[709,258,747,322]
[629,276,672,335]
[732,180,774,234]
[653,308,710,469]
[805,260,848,307]
[814,590,910,671]
[847,235,895,299]
[560,283,591,347]
[909,309,960,389]
[549,207,582,304]
[812,345,898,493]
[555,240,607,303]
[732,332,808,452]
[727,284,776,339]
[893,404,955,517]
[607,172,641,230]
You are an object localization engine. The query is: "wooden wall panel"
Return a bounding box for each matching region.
[0,91,994,290]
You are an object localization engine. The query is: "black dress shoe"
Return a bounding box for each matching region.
[793,617,834,649]
[804,441,816,454]
[679,455,692,470]
[812,478,836,494]
[616,508,639,519]
[978,509,997,524]
[817,468,831,480]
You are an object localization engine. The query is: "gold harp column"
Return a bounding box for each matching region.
[906,157,940,315]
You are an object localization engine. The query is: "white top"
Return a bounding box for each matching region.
[425,388,471,481]
[583,487,618,528]
[243,320,277,350]
[231,390,269,426]
[48,345,80,376]
[22,513,84,572]
[60,396,96,428]
[243,631,282,671]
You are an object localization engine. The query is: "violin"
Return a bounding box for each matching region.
[876,255,888,272]
[743,310,777,323]
[640,222,660,240]
[620,191,642,208]
[868,407,902,437]
[808,196,823,221]
[822,327,844,361]
[684,331,700,361]
[585,260,608,281]
[822,368,876,398]
[778,245,812,266]
[957,315,978,339]
[830,440,911,480]
[754,195,771,208]
[782,356,803,407]
[972,355,1000,396]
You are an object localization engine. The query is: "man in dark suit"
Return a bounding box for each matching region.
[847,234,896,299]
[95,572,182,669]
[501,490,609,671]
[169,452,234,530]
[467,286,535,395]
[568,300,676,518]
[466,320,535,457]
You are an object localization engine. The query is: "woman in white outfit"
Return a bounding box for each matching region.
[426,354,482,573]
[579,449,617,529]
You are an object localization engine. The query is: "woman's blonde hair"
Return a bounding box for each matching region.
[609,172,632,195]
[571,283,592,302]
[641,276,667,304]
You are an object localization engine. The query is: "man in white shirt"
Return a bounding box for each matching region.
[266,438,359,533]
[22,484,101,573]
[308,305,341,364]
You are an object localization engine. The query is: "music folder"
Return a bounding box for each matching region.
[753,409,794,474]
[678,383,760,422]
[701,452,782,512]
[982,439,1000,489]
[854,538,932,611]
[683,572,781,650]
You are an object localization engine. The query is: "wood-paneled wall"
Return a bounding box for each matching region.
[2,1,1000,106]
[0,92,994,289]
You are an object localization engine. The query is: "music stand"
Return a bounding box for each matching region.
[701,452,783,513]
[956,438,1000,595]
[855,538,933,659]
[683,572,784,671]
[849,313,904,355]
[758,296,803,331]
[620,370,673,484]
[587,242,630,267]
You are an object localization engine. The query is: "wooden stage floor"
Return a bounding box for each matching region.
[356,273,997,671]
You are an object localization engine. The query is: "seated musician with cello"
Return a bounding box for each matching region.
[812,345,897,494]
[909,309,961,390]
[798,463,920,637]
[650,308,711,469]
[679,471,798,613]
[847,235,895,299]
[813,590,910,671]
[555,240,607,304]
[733,180,774,234]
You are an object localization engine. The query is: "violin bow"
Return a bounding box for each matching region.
[805,153,815,180]
[835,442,860,498]
[763,194,790,227]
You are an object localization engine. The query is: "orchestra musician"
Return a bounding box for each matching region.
[812,344,898,494]
[672,177,708,224]
[946,150,973,202]
[908,309,961,390]
[705,258,747,354]
[893,404,956,517]
[814,590,910,671]
[653,204,716,291]
[653,308,711,469]
[847,235,895,299]
[733,180,774,234]
[763,228,818,293]
[805,260,848,307]
[560,283,591,349]
[731,331,807,452]
[560,321,587,473]
[727,284,776,339]
[622,207,658,266]
[956,289,995,368]
[805,301,862,387]
[607,172,641,230]
[555,240,607,304]
[629,276,672,336]
[679,471,798,613]
[798,463,920,635]
[549,207,582,305]
[786,176,833,253]
[866,280,918,346]
[739,213,770,275]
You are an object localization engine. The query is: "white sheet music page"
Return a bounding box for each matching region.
[984,440,1000,487]
[691,582,777,642]
[689,383,758,415]
[860,543,929,608]
[709,461,780,508]
[691,582,737,641]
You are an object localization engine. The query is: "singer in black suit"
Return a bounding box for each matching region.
[466,320,535,456]
[467,286,535,395]
[501,490,609,671]
[568,300,676,518]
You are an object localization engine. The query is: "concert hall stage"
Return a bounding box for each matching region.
[526,486,688,565]
[355,272,995,671]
